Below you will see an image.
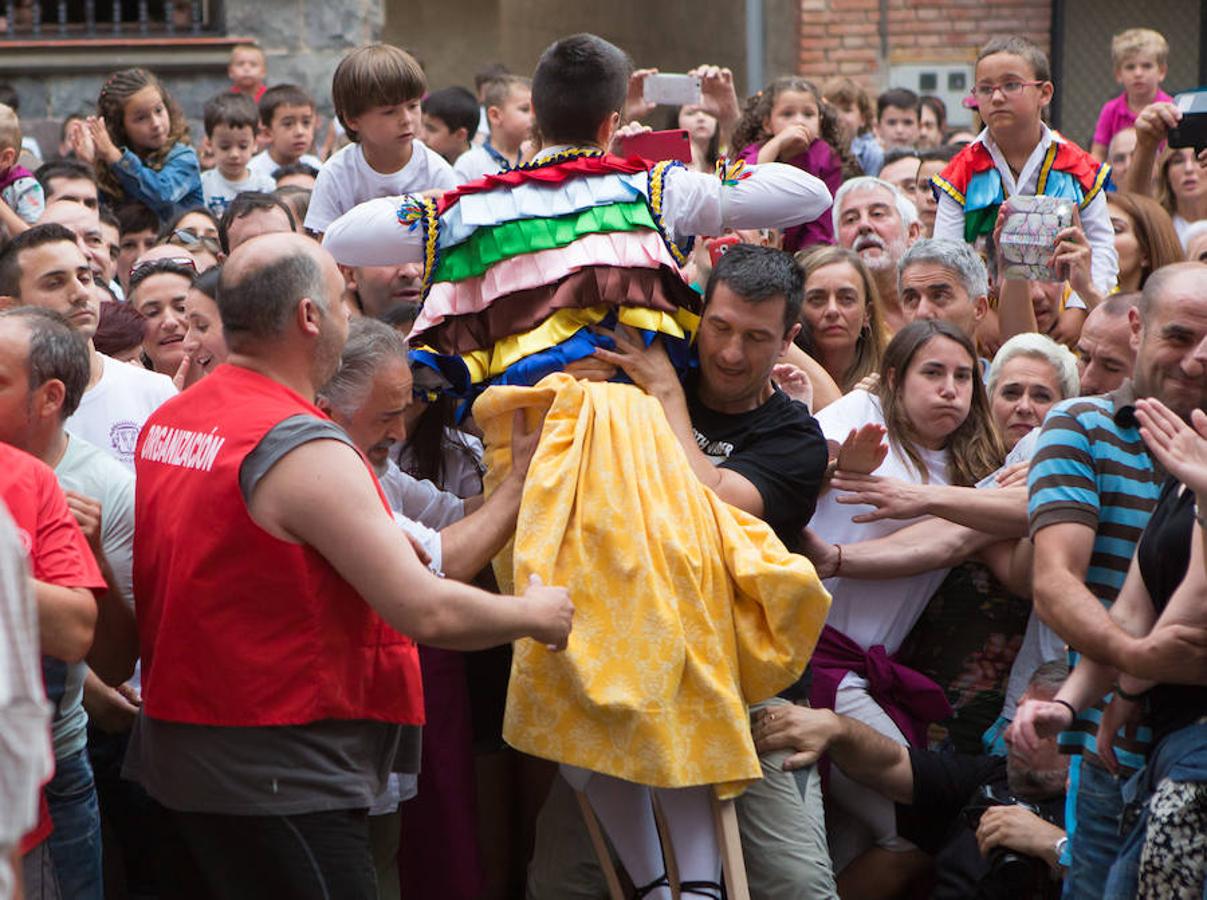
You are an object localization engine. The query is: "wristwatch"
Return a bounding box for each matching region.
[1053,835,1068,870]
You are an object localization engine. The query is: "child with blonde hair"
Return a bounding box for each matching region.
[1090,28,1172,163]
[0,103,44,234]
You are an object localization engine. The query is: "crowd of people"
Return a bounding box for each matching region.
[1,19,1206,900]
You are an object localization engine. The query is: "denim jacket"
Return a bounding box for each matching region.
[111,142,204,221]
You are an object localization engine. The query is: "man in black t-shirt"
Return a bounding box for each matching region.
[592,243,829,549]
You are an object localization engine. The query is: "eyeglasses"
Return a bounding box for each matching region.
[970,81,1045,102]
[129,255,199,280]
[170,229,222,256]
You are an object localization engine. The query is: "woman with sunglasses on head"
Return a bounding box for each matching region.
[157,207,222,271]
[126,254,196,379]
[179,266,227,389]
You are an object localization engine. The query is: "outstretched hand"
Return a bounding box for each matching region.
[1007,698,1073,755]
[523,573,574,652]
[771,363,813,408]
[1136,398,1207,497]
[831,472,928,522]
[591,324,679,399]
[834,424,888,475]
[752,704,840,771]
[508,408,545,481]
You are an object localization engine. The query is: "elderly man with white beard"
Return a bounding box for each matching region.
[832,177,922,335]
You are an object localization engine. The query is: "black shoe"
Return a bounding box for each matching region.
[679,879,724,899]
[632,874,669,899]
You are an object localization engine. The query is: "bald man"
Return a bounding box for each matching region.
[125,233,573,898]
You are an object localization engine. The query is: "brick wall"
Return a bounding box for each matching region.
[799,0,1052,90]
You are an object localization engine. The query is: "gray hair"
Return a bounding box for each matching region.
[216,250,329,352]
[832,176,919,234]
[0,306,90,420]
[318,317,408,415]
[1026,658,1069,697]
[899,237,989,302]
[987,332,1080,401]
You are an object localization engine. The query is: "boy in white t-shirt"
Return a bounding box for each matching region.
[453,75,532,183]
[304,44,456,238]
[247,84,323,184]
[200,93,276,219]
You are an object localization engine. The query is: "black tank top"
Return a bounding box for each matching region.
[1136,478,1207,743]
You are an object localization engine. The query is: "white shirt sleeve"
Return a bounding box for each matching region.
[659,162,832,242]
[389,470,466,531]
[322,196,425,267]
[392,512,443,575]
[1079,189,1119,296]
[303,164,346,235]
[932,192,966,243]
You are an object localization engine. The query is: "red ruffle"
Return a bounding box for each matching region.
[437,154,649,216]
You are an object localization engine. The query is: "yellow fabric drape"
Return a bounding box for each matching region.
[475,373,831,798]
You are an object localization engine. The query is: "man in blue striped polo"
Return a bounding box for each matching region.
[1016,262,1207,897]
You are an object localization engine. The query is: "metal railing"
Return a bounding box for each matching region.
[1,0,215,38]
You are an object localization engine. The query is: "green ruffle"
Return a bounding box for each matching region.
[434,201,657,284]
[964,203,1000,243]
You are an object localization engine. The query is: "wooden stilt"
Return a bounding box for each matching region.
[576,790,626,900]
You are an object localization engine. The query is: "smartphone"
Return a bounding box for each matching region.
[642,73,702,107]
[616,129,693,164]
[1168,90,1207,153]
[705,235,741,268]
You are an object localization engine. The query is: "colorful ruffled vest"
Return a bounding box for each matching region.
[398,150,710,398]
[931,137,1111,243]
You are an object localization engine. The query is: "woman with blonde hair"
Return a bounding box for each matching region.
[795,245,886,393]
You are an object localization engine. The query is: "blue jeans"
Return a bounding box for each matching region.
[45,748,103,900]
[1104,722,1207,899]
[1063,757,1125,900]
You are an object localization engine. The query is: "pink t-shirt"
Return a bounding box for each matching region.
[1093,90,1173,147]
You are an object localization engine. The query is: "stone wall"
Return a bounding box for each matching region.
[0,0,384,148]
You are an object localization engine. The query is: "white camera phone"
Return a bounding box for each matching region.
[642,73,702,107]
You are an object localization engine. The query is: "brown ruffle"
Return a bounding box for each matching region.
[411,265,703,356]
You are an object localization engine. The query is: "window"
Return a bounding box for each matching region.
[0,0,220,38]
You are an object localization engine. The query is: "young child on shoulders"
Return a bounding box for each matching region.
[732,76,846,251]
[875,87,921,151]
[453,74,532,182]
[305,43,457,237]
[0,103,44,235]
[421,86,479,164]
[823,76,883,177]
[200,93,277,218]
[228,43,268,103]
[1090,28,1171,163]
[247,84,322,183]
[85,68,204,221]
[931,36,1117,322]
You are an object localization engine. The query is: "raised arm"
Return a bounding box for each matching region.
[828,473,1030,536]
[801,516,1000,580]
[250,437,573,651]
[660,161,832,241]
[323,196,426,269]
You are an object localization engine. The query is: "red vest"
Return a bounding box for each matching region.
[132,364,424,727]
